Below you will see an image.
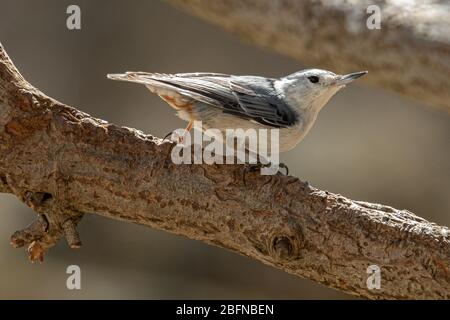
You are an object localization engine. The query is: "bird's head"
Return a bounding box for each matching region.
[278,68,367,111]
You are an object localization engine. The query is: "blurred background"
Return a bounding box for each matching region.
[0,0,449,299]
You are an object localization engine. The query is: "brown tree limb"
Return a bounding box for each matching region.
[0,43,449,299]
[167,0,450,112]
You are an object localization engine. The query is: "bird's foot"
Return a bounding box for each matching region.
[163,130,188,144]
[278,162,289,176]
[243,162,289,185]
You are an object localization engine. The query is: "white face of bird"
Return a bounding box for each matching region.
[278,69,367,112]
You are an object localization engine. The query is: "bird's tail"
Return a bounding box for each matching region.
[107,71,168,85]
[107,72,183,96]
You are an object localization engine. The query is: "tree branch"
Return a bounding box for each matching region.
[167,0,450,112]
[0,43,449,299]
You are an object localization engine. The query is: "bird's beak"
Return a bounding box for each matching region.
[336,71,368,85]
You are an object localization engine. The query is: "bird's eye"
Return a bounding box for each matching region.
[308,76,319,83]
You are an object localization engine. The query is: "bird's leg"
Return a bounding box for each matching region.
[179,121,193,144]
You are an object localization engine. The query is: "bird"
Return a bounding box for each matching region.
[107,69,367,164]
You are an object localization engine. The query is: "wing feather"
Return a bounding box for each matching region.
[108,72,299,128]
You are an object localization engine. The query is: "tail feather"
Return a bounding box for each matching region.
[107,72,180,94]
[106,71,218,105]
[107,72,168,84]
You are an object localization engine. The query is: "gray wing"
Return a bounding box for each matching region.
[171,73,299,128]
[112,72,299,128]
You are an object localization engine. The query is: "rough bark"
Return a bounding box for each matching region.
[167,0,450,113]
[0,43,449,299]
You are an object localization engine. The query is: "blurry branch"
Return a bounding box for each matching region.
[167,0,450,112]
[0,43,449,300]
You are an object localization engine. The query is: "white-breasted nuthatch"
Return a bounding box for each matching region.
[107,69,367,155]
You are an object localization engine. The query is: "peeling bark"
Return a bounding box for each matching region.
[0,43,449,299]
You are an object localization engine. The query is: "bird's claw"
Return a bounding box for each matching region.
[163,130,186,144]
[278,163,289,176]
[163,131,174,142]
[243,162,289,185]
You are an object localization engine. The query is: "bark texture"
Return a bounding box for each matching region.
[167,0,450,112]
[0,43,449,299]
